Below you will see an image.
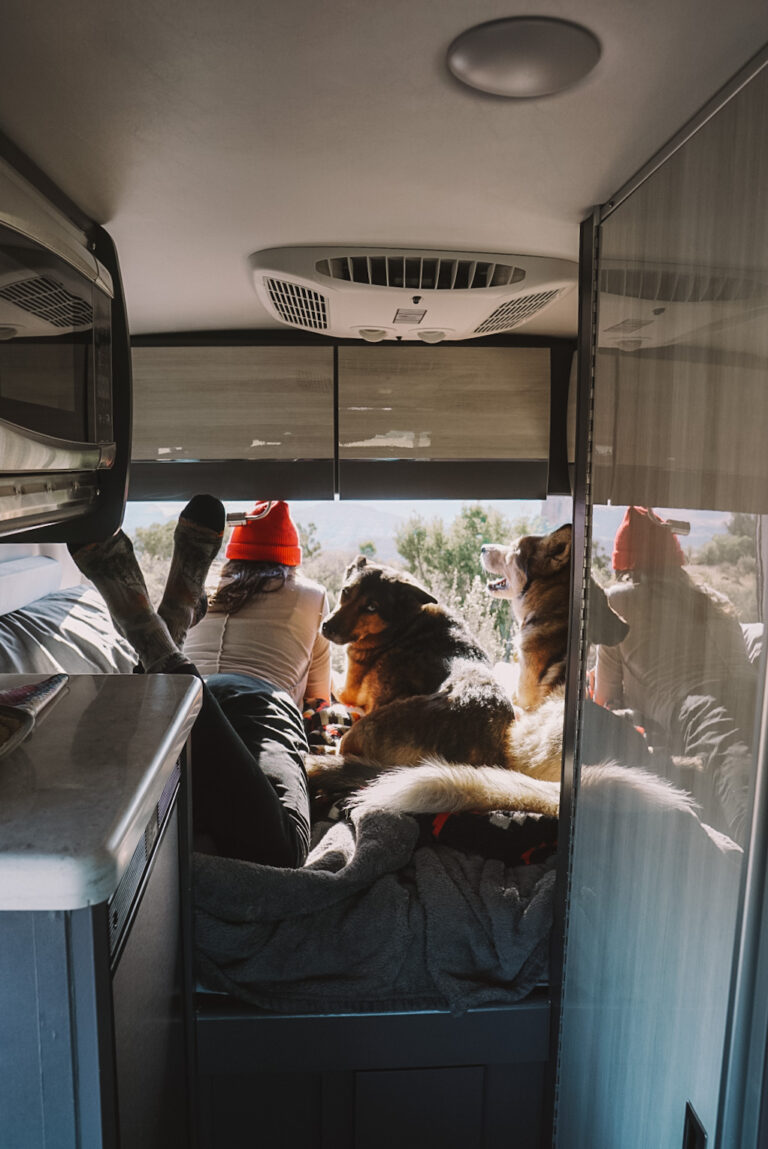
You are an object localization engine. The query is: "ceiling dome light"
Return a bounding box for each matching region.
[447,17,601,99]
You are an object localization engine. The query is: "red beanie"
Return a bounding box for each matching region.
[612,506,685,572]
[225,501,302,565]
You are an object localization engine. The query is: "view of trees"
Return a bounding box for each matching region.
[126,503,558,664]
[301,503,549,665]
[125,505,761,674]
[689,512,758,620]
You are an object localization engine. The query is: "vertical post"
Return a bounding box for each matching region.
[544,206,600,1147]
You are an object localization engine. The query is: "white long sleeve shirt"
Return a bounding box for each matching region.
[183,571,331,707]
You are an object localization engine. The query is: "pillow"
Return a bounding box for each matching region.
[0,585,136,675]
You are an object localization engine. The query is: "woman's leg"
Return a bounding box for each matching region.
[69,528,309,866]
[191,674,310,867]
[158,494,226,647]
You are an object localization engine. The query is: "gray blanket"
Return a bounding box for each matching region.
[194,807,556,1016]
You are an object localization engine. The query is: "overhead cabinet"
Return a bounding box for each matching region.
[129,339,575,500]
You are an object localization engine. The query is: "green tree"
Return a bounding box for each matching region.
[296,520,322,561]
[394,503,548,660]
[133,520,175,561]
[692,513,756,566]
[358,540,377,558]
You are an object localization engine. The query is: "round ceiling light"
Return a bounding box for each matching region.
[447,17,601,99]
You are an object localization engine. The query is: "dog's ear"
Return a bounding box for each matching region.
[344,554,369,579]
[386,570,437,607]
[588,577,629,646]
[542,524,572,571]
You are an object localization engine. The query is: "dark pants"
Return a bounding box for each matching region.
[189,672,311,867]
[676,686,756,844]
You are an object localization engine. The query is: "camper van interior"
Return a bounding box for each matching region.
[1,2,768,1147]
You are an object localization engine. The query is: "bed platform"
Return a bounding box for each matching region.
[194,991,551,1149]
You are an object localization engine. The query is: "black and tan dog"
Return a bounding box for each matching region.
[318,555,515,768]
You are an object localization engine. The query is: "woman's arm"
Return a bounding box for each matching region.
[594,641,625,709]
[305,592,332,707]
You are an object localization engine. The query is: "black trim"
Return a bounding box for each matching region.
[332,344,340,498]
[600,43,768,219]
[129,459,335,501]
[7,224,133,543]
[547,346,574,495]
[195,993,550,1074]
[337,459,549,500]
[545,209,600,1144]
[130,329,577,351]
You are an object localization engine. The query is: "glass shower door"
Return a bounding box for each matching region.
[556,61,768,1148]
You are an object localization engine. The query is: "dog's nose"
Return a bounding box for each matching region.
[480,545,489,555]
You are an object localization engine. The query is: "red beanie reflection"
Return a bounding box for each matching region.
[612,506,685,572]
[225,501,302,565]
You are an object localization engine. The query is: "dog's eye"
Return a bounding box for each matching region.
[340,588,350,602]
[364,601,379,613]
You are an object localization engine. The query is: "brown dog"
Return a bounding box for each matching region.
[320,555,516,768]
[481,523,628,710]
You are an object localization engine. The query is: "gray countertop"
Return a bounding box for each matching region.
[0,673,202,911]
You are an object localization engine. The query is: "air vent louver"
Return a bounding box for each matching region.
[474,290,561,334]
[315,255,526,290]
[264,277,329,331]
[600,267,768,304]
[0,276,93,328]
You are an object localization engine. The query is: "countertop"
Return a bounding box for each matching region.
[0,673,202,911]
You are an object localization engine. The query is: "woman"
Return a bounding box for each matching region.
[69,497,328,867]
[185,499,330,708]
[594,505,756,839]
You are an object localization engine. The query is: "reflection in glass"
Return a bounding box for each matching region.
[557,64,768,1147]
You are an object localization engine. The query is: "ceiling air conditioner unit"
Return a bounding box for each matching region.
[249,246,576,341]
[598,261,768,350]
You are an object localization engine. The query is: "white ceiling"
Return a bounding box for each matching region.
[0,0,766,337]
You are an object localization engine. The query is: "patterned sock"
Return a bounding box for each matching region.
[68,532,179,668]
[158,494,225,647]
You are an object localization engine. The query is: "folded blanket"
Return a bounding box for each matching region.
[194,806,556,1016]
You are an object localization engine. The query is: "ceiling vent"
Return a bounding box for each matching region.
[315,255,526,291]
[599,260,768,350]
[250,246,576,341]
[474,290,562,334]
[264,277,329,331]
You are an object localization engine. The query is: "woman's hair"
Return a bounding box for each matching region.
[208,559,292,614]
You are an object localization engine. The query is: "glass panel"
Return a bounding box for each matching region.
[131,345,334,461]
[338,346,550,460]
[558,66,768,1147]
[0,221,104,443]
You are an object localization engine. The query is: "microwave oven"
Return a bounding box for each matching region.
[0,142,131,541]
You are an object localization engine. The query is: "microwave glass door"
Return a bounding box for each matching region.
[0,222,109,443]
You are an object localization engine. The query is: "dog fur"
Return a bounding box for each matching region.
[336,526,632,819]
[481,523,628,711]
[307,556,518,805]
